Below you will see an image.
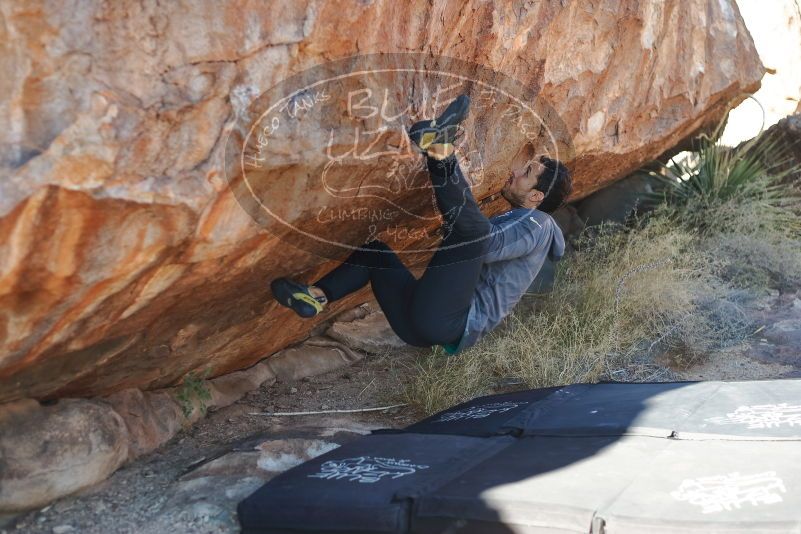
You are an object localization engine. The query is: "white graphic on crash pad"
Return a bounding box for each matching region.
[670,471,786,513]
[308,456,429,483]
[704,403,801,429]
[434,401,527,422]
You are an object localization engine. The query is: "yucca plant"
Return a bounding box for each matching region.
[642,118,801,234]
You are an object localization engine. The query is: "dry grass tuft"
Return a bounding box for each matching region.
[402,214,741,415]
[698,201,801,291]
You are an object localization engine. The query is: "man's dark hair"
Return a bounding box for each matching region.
[533,155,572,213]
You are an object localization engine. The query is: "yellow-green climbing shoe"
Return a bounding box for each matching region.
[270,277,326,318]
[408,94,470,154]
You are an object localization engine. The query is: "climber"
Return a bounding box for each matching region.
[270,94,572,355]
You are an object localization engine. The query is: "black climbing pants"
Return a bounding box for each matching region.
[314,155,492,347]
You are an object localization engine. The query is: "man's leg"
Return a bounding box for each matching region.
[426,154,492,238]
[408,154,492,345]
[311,154,488,347]
[312,241,431,347]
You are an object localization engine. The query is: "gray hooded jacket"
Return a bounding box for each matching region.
[444,207,566,354]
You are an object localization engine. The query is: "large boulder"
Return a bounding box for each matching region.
[0,399,129,512]
[0,0,764,402]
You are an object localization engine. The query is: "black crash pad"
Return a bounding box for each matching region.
[401,386,563,437]
[505,380,719,438]
[504,380,801,440]
[411,434,670,533]
[239,379,801,533]
[671,379,801,440]
[598,438,801,533]
[237,433,513,533]
[412,435,801,533]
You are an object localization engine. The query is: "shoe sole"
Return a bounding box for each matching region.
[270,279,319,318]
[409,95,471,150]
[435,94,470,130]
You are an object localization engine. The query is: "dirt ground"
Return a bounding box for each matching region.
[3,288,800,534]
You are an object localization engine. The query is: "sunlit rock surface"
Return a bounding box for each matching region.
[0,0,763,401]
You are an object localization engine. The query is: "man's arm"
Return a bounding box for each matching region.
[483,216,540,263]
[483,211,566,263]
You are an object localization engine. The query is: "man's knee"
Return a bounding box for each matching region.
[410,316,448,345]
[408,304,460,345]
[412,321,460,346]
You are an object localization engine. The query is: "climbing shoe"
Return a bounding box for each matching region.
[270,277,327,318]
[408,94,470,156]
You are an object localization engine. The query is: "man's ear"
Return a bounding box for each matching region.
[528,188,545,205]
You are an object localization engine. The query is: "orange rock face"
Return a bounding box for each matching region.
[0,0,763,402]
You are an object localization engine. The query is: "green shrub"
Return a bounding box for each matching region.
[175,370,212,418]
[643,125,801,235]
